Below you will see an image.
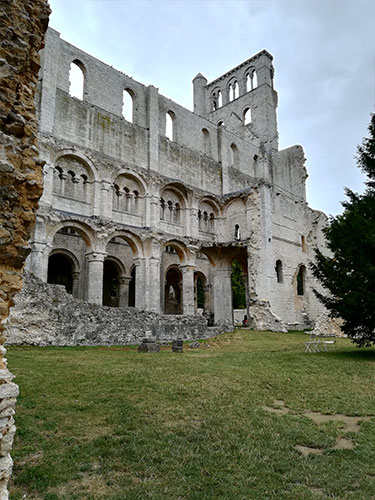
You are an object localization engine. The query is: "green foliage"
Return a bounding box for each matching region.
[311,114,375,346]
[231,259,246,308]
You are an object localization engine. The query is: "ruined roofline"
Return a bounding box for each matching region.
[47,27,143,87]
[206,49,273,89]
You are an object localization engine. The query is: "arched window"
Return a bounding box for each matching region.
[217,90,222,108]
[69,60,85,100]
[53,166,64,194]
[297,265,306,296]
[218,120,224,127]
[229,83,234,102]
[233,81,239,99]
[235,224,240,240]
[166,111,175,141]
[113,184,120,210]
[80,174,88,201]
[174,202,180,223]
[160,198,165,220]
[133,190,139,212]
[167,200,173,222]
[230,143,239,167]
[122,89,134,123]
[209,213,214,231]
[275,260,283,283]
[65,170,76,198]
[123,187,130,212]
[246,69,258,92]
[244,108,252,125]
[246,73,252,92]
[198,209,202,230]
[202,128,210,155]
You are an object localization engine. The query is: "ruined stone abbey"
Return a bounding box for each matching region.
[26,27,327,330]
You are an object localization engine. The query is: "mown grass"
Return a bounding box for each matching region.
[7,330,375,499]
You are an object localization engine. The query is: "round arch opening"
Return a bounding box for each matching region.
[47,253,74,294]
[164,267,182,315]
[103,259,121,307]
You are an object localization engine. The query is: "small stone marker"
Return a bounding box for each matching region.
[137,338,160,352]
[189,341,200,349]
[172,339,183,353]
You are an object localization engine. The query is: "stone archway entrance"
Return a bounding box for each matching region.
[47,253,74,294]
[164,267,182,314]
[102,259,120,307]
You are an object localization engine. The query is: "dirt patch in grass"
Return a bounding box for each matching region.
[295,444,324,456]
[303,410,372,432]
[263,400,374,452]
[333,437,355,450]
[51,473,116,498]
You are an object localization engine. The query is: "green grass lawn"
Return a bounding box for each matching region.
[7,330,375,500]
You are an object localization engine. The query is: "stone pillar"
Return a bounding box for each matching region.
[118,276,131,308]
[204,284,212,314]
[72,271,80,298]
[217,125,229,194]
[147,256,161,312]
[147,85,159,174]
[134,258,146,310]
[39,26,59,134]
[100,180,113,219]
[192,72,207,117]
[27,241,48,279]
[213,268,233,324]
[86,252,105,304]
[243,272,250,323]
[181,265,195,316]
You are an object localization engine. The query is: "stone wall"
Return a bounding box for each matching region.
[0,1,50,497]
[6,273,215,346]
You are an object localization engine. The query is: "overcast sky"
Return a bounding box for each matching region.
[48,0,375,216]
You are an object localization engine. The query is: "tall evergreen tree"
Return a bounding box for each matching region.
[311,114,375,346]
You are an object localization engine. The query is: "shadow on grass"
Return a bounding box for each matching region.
[325,349,375,361]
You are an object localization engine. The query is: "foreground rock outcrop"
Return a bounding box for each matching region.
[6,273,222,346]
[0,1,50,496]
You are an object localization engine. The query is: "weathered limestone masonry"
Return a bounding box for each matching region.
[19,27,328,342]
[0,0,50,497]
[7,272,220,346]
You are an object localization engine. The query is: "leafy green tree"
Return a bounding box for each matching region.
[231,259,246,309]
[311,114,375,346]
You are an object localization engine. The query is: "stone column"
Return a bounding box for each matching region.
[243,272,250,323]
[204,284,212,314]
[133,258,146,310]
[27,241,48,279]
[118,276,131,307]
[100,180,113,219]
[213,268,233,324]
[72,271,80,298]
[86,252,105,304]
[181,265,195,316]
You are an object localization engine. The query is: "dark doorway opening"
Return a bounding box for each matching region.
[165,267,182,314]
[129,267,136,307]
[103,260,120,307]
[47,253,73,294]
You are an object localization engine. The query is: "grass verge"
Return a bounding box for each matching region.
[7,330,375,499]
